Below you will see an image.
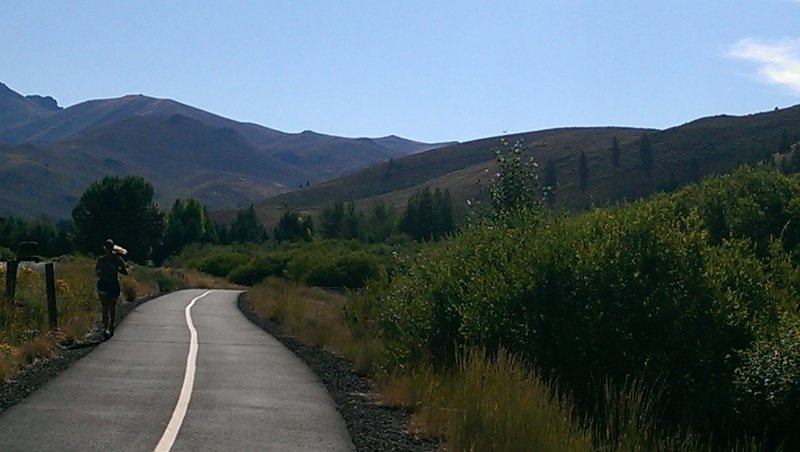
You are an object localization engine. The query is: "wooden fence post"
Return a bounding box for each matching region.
[46,263,57,329]
[5,260,18,303]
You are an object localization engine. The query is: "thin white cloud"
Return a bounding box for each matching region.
[729,37,800,95]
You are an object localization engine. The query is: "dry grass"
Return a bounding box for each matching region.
[121,278,139,302]
[179,268,238,289]
[379,349,596,452]
[0,342,16,382]
[247,277,351,351]
[15,335,56,366]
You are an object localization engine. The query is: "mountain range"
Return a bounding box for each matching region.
[2,81,799,225]
[0,82,451,218]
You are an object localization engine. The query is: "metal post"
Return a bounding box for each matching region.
[46,263,57,329]
[5,260,18,303]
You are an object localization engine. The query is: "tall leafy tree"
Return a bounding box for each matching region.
[400,186,456,241]
[485,138,543,223]
[364,199,398,242]
[318,201,364,240]
[432,188,455,239]
[0,216,72,257]
[229,204,267,243]
[319,201,346,238]
[274,209,314,242]
[155,198,215,263]
[72,175,165,263]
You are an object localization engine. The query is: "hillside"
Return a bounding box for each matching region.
[244,127,649,224]
[246,105,800,226]
[0,83,445,218]
[0,83,60,130]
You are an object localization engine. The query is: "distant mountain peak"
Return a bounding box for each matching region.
[25,95,61,111]
[0,82,60,132]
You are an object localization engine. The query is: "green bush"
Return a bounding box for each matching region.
[364,166,800,446]
[227,255,287,286]
[190,252,251,278]
[0,246,15,261]
[733,315,800,444]
[304,252,383,289]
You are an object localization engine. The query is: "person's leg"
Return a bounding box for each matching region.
[108,298,117,336]
[100,296,109,331]
[100,296,114,338]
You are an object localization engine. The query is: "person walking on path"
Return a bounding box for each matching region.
[96,238,128,340]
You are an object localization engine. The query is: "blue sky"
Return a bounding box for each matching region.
[2,1,800,143]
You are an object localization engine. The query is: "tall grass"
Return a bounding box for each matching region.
[247,277,351,352]
[381,348,594,452]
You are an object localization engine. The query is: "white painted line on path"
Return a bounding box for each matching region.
[153,290,215,452]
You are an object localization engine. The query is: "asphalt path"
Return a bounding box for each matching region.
[0,289,353,451]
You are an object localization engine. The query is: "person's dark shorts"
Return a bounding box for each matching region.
[97,279,121,299]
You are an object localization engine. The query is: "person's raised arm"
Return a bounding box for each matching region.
[116,254,129,275]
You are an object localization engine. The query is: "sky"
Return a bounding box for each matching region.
[2,1,800,144]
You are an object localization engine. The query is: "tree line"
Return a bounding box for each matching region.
[0,175,460,264]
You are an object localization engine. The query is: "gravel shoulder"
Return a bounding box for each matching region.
[0,291,438,452]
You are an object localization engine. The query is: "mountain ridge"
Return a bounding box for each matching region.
[0,82,449,218]
[240,105,800,226]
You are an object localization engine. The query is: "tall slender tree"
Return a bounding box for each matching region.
[364,199,398,242]
[229,204,267,243]
[155,198,215,263]
[399,186,456,241]
[274,209,314,242]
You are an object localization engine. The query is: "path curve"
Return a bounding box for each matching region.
[0,289,353,451]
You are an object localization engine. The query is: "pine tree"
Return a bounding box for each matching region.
[229,204,267,243]
[155,198,214,263]
[274,210,314,242]
[319,201,345,238]
[364,199,398,243]
[399,187,456,241]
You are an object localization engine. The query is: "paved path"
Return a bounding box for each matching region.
[0,289,353,451]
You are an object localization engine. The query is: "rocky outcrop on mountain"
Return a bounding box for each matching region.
[24,95,61,111]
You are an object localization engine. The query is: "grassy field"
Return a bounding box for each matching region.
[0,258,234,382]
